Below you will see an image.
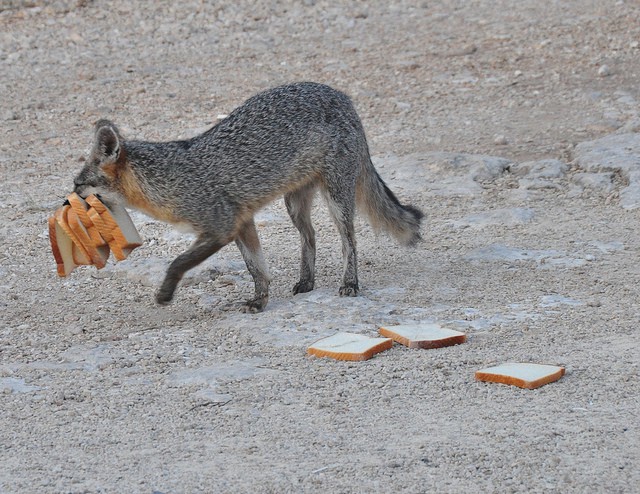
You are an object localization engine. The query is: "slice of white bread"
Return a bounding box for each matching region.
[475,363,565,389]
[307,332,393,361]
[86,207,116,243]
[49,206,91,276]
[49,215,78,277]
[379,323,466,349]
[85,195,142,261]
[57,206,92,266]
[66,207,110,269]
[67,192,108,248]
[86,206,132,261]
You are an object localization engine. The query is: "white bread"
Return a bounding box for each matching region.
[49,215,78,277]
[86,206,115,243]
[66,207,110,269]
[379,323,466,349]
[475,363,565,389]
[49,206,90,276]
[307,332,393,361]
[67,192,108,248]
[57,206,92,266]
[85,195,142,261]
[86,207,131,261]
[85,195,142,249]
[49,195,142,274]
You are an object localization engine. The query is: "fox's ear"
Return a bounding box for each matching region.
[91,119,122,166]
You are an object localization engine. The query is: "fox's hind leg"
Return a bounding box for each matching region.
[285,183,317,295]
[322,175,359,297]
[235,219,271,312]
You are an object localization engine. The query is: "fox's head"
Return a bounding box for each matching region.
[74,120,126,204]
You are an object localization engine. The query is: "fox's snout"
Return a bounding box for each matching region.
[73,182,88,198]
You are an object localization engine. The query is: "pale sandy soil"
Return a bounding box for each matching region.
[1,1,639,493]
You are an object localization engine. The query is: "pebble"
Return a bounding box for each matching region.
[597,64,611,77]
[3,111,20,121]
[494,135,508,145]
[67,325,85,336]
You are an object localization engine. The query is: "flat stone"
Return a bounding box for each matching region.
[0,377,41,394]
[449,208,534,229]
[510,159,568,179]
[518,178,563,190]
[376,152,512,196]
[571,172,615,192]
[574,133,640,208]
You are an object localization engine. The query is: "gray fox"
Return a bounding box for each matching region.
[73,82,423,311]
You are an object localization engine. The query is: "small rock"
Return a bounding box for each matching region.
[3,111,20,121]
[449,44,477,56]
[193,388,232,406]
[494,135,508,145]
[67,325,84,336]
[618,118,640,133]
[598,64,611,77]
[67,32,84,44]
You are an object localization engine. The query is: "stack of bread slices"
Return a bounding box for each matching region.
[49,193,143,276]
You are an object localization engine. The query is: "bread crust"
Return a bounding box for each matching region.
[49,195,142,274]
[67,207,110,269]
[86,195,142,254]
[307,333,393,361]
[475,364,565,389]
[56,206,92,266]
[67,192,108,248]
[379,324,467,349]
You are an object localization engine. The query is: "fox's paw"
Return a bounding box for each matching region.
[292,280,314,295]
[243,295,268,313]
[339,284,359,297]
[155,288,175,306]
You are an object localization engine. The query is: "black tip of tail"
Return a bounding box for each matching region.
[402,204,424,247]
[404,204,424,222]
[381,175,424,222]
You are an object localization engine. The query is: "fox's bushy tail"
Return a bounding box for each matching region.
[356,156,423,246]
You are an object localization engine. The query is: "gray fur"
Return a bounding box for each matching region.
[74,82,423,311]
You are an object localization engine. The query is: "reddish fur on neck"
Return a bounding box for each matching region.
[118,165,183,224]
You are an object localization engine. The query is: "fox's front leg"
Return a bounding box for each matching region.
[156,234,226,305]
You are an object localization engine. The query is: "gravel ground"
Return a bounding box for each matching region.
[1,1,639,493]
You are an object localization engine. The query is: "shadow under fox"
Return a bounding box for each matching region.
[74,82,423,311]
